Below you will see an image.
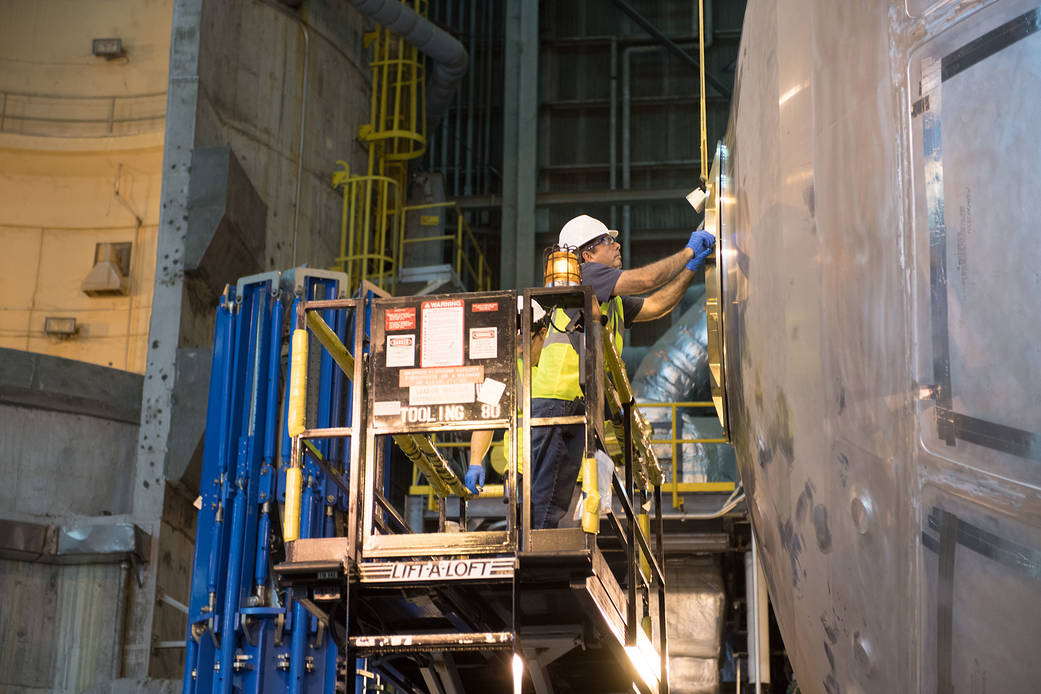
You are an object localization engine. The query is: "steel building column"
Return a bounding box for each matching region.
[128,0,204,677]
[500,0,538,289]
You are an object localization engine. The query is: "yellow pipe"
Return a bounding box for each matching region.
[698,0,708,181]
[287,329,308,437]
[283,466,302,542]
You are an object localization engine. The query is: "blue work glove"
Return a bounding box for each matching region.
[464,464,485,495]
[686,231,716,272]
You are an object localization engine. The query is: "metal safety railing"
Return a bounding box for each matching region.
[358,10,427,161]
[639,401,735,509]
[397,201,492,293]
[333,0,494,295]
[407,418,735,510]
[0,89,166,137]
[332,161,401,292]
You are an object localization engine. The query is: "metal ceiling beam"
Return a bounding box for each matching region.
[500,0,539,289]
[607,0,732,98]
[455,187,694,210]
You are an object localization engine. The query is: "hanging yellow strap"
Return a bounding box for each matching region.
[698,0,708,181]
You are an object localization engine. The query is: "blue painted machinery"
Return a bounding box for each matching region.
[183,269,356,693]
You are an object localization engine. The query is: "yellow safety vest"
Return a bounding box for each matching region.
[494,358,535,475]
[530,296,625,401]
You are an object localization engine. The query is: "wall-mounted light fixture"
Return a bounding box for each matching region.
[92,38,124,60]
[44,317,78,338]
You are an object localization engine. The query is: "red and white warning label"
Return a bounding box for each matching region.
[385,307,416,331]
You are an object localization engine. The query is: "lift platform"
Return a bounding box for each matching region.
[184,279,669,694]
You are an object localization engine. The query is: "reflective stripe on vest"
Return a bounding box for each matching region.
[531,296,624,401]
[504,358,534,473]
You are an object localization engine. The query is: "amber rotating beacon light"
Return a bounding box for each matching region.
[543,245,581,287]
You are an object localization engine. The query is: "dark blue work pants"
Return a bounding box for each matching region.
[530,397,587,529]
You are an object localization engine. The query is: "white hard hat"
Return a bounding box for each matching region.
[558,215,618,249]
[517,296,546,323]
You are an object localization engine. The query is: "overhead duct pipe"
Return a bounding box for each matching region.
[348,0,469,128]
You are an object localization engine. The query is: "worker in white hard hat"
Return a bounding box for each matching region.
[465,298,549,496]
[529,214,715,529]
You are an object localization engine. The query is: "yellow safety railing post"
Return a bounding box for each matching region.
[283,326,309,542]
[671,403,680,509]
[581,456,600,534]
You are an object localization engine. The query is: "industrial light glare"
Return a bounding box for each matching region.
[512,653,524,694]
[624,637,661,692]
[543,245,581,287]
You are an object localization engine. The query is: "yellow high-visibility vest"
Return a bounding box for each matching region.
[530,296,625,401]
[495,358,535,475]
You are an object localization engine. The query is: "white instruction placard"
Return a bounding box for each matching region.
[476,377,506,406]
[408,383,475,406]
[386,334,415,367]
[420,299,464,368]
[373,400,401,417]
[469,327,498,360]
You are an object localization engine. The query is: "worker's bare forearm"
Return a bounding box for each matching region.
[634,268,694,322]
[469,429,495,465]
[613,247,693,296]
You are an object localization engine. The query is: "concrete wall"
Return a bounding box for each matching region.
[129,0,373,680]
[0,349,146,693]
[0,559,127,693]
[0,403,137,517]
[0,0,172,96]
[0,0,172,373]
[191,0,371,272]
[0,136,163,373]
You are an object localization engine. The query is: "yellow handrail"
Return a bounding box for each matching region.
[639,401,735,508]
[407,404,735,510]
[395,201,492,293]
[334,0,492,296]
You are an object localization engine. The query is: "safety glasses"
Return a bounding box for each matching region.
[584,234,618,251]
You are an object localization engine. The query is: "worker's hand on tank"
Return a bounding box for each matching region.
[686,230,716,255]
[465,464,485,495]
[686,235,716,273]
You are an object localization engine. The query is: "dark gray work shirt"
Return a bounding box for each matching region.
[580,262,645,328]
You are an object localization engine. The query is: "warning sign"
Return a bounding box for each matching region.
[370,293,517,433]
[386,334,415,367]
[469,327,498,359]
[385,308,416,331]
[420,299,464,368]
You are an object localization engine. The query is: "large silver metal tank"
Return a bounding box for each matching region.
[705,0,1041,691]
